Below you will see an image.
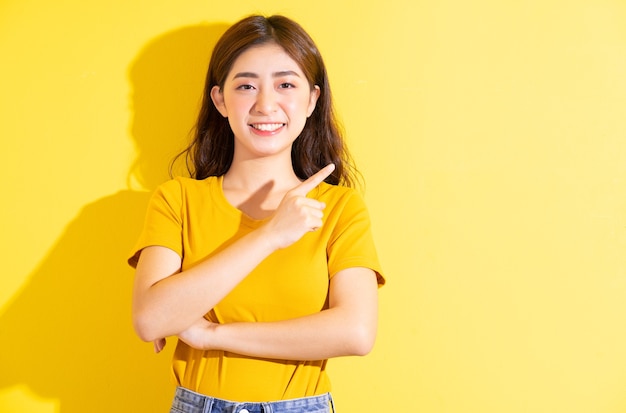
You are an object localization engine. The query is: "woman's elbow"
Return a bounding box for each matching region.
[132,309,161,342]
[133,324,156,343]
[346,322,377,356]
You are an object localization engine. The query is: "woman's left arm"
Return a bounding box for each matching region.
[178,266,379,360]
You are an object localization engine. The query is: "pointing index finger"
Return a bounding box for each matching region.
[293,163,335,196]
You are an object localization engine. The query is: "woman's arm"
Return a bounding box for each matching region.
[132,165,336,342]
[132,231,275,342]
[178,266,380,360]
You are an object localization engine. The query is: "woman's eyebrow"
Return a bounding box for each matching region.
[232,72,258,79]
[232,70,301,79]
[273,70,301,78]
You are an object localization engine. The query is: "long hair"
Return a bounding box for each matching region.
[173,15,358,187]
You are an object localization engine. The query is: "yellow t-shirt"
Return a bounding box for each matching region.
[129,176,384,401]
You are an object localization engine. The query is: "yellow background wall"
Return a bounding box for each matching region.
[2,1,625,412]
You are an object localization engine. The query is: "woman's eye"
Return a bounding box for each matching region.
[237,84,254,90]
[279,82,295,89]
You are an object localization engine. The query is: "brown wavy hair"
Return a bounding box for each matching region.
[173,15,358,187]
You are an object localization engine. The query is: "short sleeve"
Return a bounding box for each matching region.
[326,191,385,286]
[127,179,184,268]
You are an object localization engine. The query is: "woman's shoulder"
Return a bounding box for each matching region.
[316,182,365,207]
[157,175,219,191]
[151,176,220,201]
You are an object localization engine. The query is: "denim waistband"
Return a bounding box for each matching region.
[170,386,335,413]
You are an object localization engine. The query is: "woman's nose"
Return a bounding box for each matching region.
[253,89,278,114]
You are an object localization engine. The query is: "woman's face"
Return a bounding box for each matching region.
[211,42,320,162]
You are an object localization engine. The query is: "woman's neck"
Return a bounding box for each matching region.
[221,157,302,220]
[223,157,301,193]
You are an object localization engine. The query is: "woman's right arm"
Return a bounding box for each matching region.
[132,164,336,343]
[132,229,276,342]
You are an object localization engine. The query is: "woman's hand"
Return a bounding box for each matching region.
[177,318,218,350]
[262,164,335,249]
[153,338,167,353]
[151,318,216,353]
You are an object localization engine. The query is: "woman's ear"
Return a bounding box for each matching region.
[307,85,321,117]
[210,85,228,117]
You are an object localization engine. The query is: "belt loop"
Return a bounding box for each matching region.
[204,394,213,413]
[328,393,336,413]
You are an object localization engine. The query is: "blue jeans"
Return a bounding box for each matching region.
[170,387,336,413]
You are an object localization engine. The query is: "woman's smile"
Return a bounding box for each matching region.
[250,122,286,133]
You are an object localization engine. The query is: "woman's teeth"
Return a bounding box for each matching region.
[252,123,284,131]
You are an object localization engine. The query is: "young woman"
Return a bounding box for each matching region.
[129,14,385,413]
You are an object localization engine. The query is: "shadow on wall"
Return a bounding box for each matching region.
[0,23,228,412]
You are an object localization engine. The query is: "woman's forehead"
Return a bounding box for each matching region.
[228,43,304,78]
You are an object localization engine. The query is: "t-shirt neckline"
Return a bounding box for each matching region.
[212,175,270,228]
